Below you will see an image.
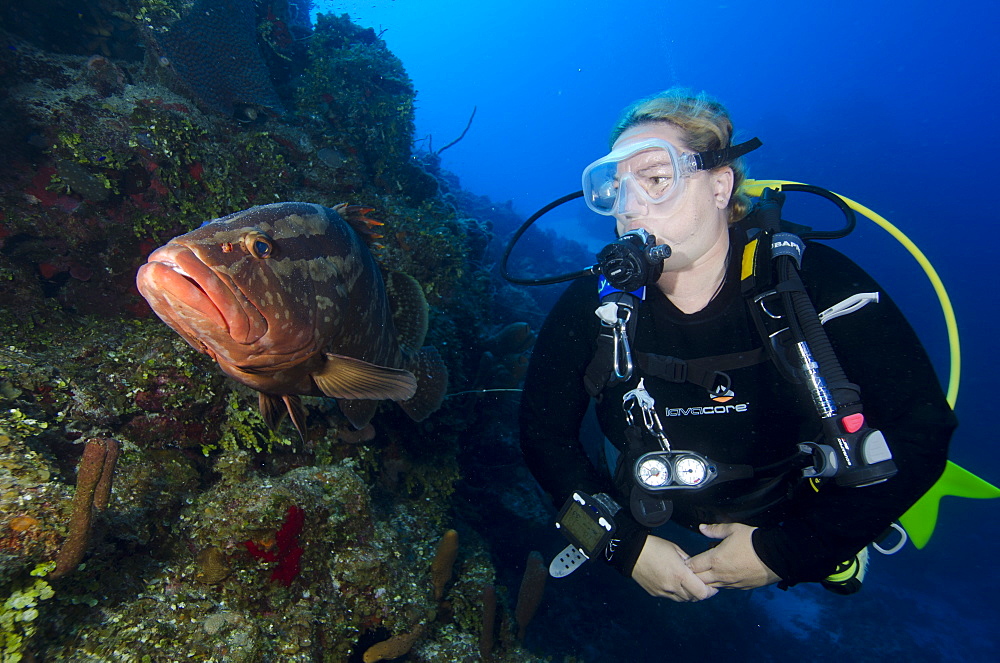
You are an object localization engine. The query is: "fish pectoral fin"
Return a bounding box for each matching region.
[315,354,417,401]
[899,461,1000,549]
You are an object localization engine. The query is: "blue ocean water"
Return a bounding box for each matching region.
[317,1,999,660]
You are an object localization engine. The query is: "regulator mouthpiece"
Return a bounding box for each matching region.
[597,229,671,292]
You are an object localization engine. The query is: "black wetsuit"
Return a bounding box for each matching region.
[519,226,956,585]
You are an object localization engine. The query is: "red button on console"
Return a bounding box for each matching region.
[841,413,865,434]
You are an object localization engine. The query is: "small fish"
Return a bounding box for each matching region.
[136,202,447,439]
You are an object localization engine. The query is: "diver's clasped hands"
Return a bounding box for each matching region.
[688,523,781,590]
[631,536,718,602]
[632,523,780,602]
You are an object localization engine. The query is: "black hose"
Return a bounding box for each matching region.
[500,190,594,286]
[780,184,856,240]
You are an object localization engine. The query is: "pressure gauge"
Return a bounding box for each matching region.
[673,454,710,487]
[636,457,671,488]
[633,450,720,491]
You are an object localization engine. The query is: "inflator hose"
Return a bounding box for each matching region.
[753,186,859,410]
[779,256,860,409]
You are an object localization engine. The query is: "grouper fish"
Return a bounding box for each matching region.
[136,202,447,439]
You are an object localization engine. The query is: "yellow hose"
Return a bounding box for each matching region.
[742,179,961,408]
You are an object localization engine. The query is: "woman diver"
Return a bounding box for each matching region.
[518,88,956,601]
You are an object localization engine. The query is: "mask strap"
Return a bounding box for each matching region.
[694,137,763,170]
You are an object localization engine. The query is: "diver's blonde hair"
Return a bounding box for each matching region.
[611,88,751,223]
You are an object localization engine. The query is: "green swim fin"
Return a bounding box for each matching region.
[899,461,1000,549]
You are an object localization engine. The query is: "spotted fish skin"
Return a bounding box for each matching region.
[136,202,445,435]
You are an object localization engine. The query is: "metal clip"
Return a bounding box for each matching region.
[754,289,783,320]
[596,302,634,381]
[622,378,671,451]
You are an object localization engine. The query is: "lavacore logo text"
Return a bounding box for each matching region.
[664,403,749,416]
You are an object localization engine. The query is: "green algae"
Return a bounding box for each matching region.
[1,563,56,663]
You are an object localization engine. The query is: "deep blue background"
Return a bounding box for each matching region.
[317,2,998,660]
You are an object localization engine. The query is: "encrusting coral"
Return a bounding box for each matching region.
[359,526,457,660]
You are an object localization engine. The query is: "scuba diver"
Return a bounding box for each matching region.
[516,88,959,601]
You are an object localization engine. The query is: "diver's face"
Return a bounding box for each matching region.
[612,123,733,273]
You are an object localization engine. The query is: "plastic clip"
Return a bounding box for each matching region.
[819,292,879,325]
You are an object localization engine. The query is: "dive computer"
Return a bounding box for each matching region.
[550,492,620,578]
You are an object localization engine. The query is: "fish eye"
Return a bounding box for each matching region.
[243,231,274,259]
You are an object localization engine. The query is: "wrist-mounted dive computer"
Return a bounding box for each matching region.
[550,491,620,578]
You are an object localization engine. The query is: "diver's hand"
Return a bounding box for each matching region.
[631,535,718,602]
[687,523,780,590]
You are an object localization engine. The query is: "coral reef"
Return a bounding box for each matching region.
[0,2,556,661]
[1,563,56,663]
[295,13,425,202]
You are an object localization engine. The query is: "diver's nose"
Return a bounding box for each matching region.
[615,175,648,217]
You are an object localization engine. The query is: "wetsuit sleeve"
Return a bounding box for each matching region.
[752,243,956,584]
[519,278,649,575]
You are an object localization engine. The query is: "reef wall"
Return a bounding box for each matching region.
[0,2,551,660]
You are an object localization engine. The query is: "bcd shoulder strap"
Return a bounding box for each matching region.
[740,229,806,384]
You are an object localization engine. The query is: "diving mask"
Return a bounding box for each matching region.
[581,136,763,217]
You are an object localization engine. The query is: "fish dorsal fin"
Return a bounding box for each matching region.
[314,353,417,401]
[384,271,429,356]
[332,203,384,241]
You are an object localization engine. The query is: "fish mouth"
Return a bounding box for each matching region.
[137,244,266,346]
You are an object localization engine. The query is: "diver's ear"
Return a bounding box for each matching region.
[712,166,734,209]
